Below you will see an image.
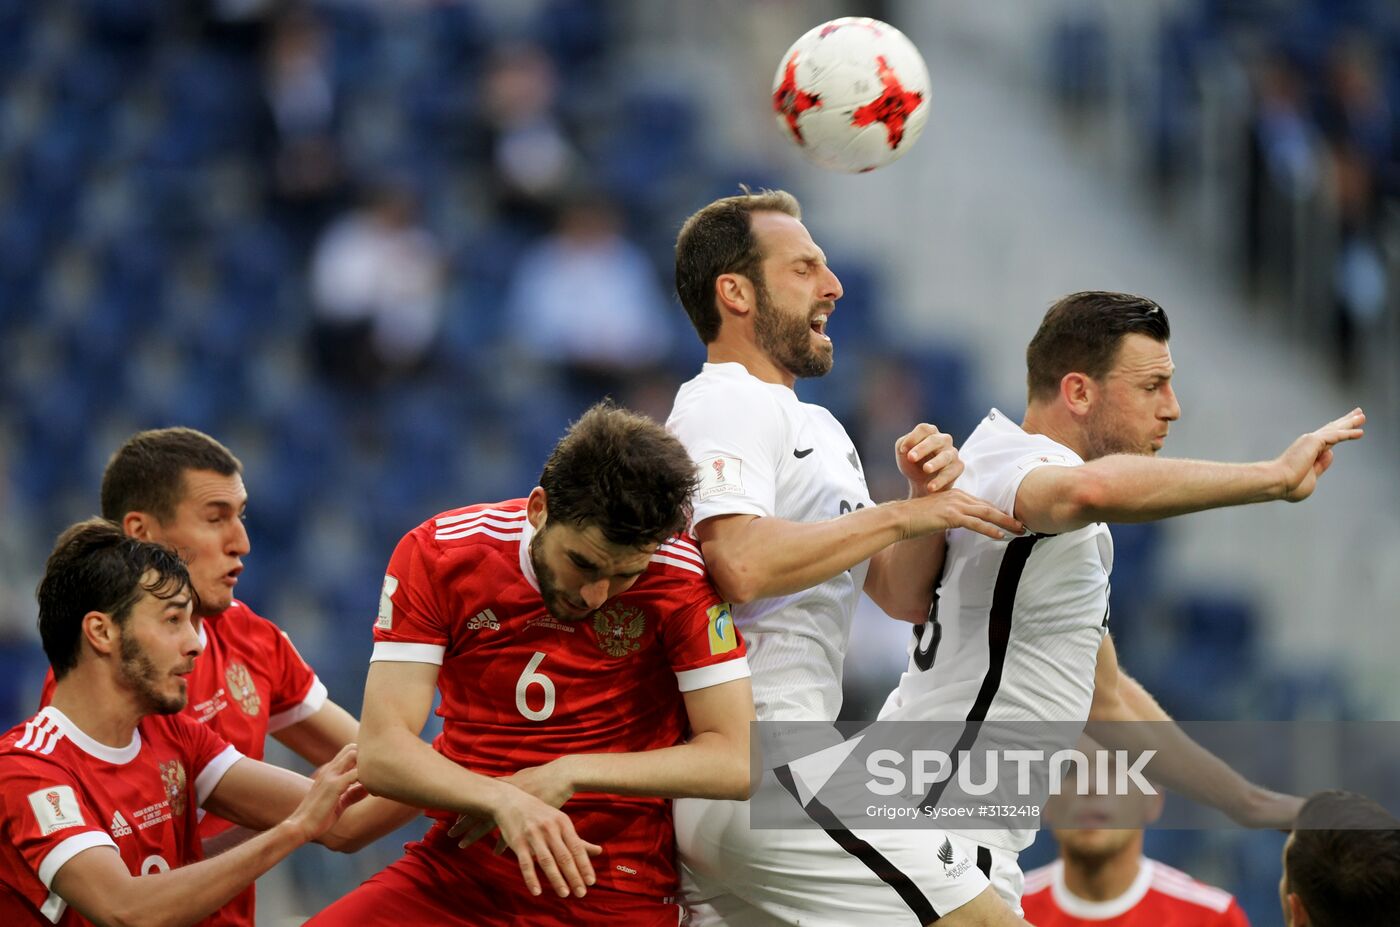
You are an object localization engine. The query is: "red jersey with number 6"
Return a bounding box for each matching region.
[0,706,242,926]
[371,499,749,899]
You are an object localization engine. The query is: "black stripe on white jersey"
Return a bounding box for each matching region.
[921,534,1043,810]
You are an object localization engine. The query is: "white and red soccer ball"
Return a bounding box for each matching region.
[771,17,930,173]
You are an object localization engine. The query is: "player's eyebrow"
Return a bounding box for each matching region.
[164,595,192,612]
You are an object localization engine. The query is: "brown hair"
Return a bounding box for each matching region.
[1286,790,1400,926]
[539,402,698,548]
[1026,291,1171,403]
[101,427,242,523]
[38,518,191,680]
[674,188,801,343]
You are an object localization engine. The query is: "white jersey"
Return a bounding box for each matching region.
[668,362,873,723]
[881,409,1112,852]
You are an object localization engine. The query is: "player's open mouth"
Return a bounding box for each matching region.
[223,567,242,586]
[810,313,830,341]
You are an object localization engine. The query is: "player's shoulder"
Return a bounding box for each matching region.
[1145,859,1238,914]
[415,500,529,554]
[966,409,1081,468]
[644,534,708,578]
[672,364,789,422]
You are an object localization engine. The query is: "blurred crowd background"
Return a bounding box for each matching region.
[0,0,1397,922]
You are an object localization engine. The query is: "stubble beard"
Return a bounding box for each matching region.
[118,633,186,715]
[754,282,833,380]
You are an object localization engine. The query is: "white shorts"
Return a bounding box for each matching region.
[676,769,998,927]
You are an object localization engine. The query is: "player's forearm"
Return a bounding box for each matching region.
[359,725,512,818]
[704,505,910,604]
[561,732,750,801]
[865,531,945,622]
[320,795,423,853]
[92,822,306,927]
[1072,456,1284,526]
[1085,674,1275,822]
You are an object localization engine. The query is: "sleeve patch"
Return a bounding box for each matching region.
[27,786,85,836]
[376,574,399,630]
[698,456,744,500]
[1015,453,1072,471]
[707,603,738,655]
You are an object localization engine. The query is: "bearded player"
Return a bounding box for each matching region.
[308,403,754,927]
[0,519,394,926]
[39,428,414,926]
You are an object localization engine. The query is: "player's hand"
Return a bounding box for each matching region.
[1233,787,1305,831]
[895,424,962,495]
[903,489,1023,541]
[469,785,600,899]
[450,759,577,847]
[288,744,363,843]
[1273,408,1365,503]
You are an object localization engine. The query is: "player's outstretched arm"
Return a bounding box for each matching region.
[1084,635,1302,829]
[49,747,360,927]
[937,884,1032,927]
[1014,409,1365,535]
[699,492,1022,606]
[358,660,600,898]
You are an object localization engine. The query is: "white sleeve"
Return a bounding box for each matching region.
[977,437,1082,516]
[670,386,787,525]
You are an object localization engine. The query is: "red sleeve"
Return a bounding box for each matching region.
[161,715,243,809]
[0,754,115,889]
[654,551,750,693]
[371,525,451,663]
[1221,899,1251,926]
[257,617,324,729]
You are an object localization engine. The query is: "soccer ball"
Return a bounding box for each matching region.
[771,18,930,173]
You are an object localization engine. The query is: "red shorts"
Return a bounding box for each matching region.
[305,824,681,927]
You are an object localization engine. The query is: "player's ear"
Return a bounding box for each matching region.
[81,610,121,659]
[526,487,548,530]
[1060,372,1094,417]
[123,511,155,541]
[714,273,755,318]
[1286,892,1310,925]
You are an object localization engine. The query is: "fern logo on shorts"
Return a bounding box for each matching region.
[938,837,972,879]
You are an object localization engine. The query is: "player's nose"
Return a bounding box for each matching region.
[822,265,843,301]
[580,579,610,609]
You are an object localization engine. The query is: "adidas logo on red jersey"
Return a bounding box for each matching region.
[110,811,132,838]
[467,609,500,631]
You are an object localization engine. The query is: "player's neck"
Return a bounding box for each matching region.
[1062,850,1143,903]
[49,666,146,748]
[707,339,795,389]
[1022,405,1087,458]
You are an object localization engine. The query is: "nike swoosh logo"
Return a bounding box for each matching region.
[793,448,815,458]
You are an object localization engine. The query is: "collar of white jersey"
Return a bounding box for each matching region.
[34,706,142,765]
[1050,857,1155,919]
[701,361,785,387]
[517,515,540,592]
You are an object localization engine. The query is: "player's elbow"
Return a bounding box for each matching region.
[712,554,774,605]
[356,736,398,797]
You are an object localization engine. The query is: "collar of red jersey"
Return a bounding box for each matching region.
[517,515,540,593]
[35,706,142,766]
[1051,857,1154,919]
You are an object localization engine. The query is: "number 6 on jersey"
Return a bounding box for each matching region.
[514,652,556,721]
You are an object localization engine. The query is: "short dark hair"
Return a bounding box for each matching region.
[1026,291,1171,403]
[101,427,242,523]
[1286,790,1400,926]
[675,188,802,344]
[38,518,191,680]
[538,402,699,548]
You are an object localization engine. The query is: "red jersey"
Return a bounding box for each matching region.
[39,600,323,927]
[372,500,750,900]
[1021,859,1251,926]
[0,706,242,926]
